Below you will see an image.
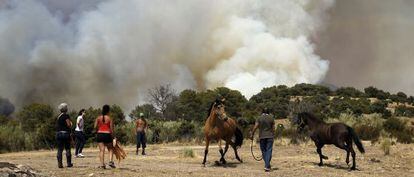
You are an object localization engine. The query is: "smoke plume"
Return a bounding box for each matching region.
[0,0,333,109]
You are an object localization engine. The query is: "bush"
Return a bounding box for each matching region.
[181,148,195,158]
[354,124,381,141]
[383,117,413,143]
[380,137,391,155]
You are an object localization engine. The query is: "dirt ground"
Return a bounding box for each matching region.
[0,141,413,177]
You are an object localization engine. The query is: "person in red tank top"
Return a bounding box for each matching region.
[94,105,115,169]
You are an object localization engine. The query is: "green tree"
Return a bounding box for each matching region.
[129,104,158,120]
[16,103,55,149]
[335,87,365,97]
[364,86,390,100]
[175,89,203,121]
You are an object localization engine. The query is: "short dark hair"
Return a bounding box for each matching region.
[102,105,110,115]
[78,109,85,116]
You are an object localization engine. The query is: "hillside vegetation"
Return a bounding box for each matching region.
[1,84,414,153]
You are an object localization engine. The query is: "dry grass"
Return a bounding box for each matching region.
[1,142,414,177]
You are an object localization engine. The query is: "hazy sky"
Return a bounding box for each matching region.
[317,0,414,95]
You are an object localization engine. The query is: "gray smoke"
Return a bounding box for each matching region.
[0,0,334,110]
[0,97,15,117]
[317,0,414,95]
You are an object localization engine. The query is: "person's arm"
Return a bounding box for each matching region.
[65,116,72,128]
[76,117,81,128]
[250,121,259,139]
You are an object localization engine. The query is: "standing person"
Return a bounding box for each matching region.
[94,105,116,169]
[250,108,275,172]
[56,103,73,168]
[135,113,148,155]
[75,109,86,158]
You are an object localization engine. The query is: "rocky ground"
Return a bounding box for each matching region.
[0,141,413,177]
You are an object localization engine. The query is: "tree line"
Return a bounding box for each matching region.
[1,83,414,152]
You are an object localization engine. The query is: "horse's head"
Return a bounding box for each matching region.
[210,99,227,121]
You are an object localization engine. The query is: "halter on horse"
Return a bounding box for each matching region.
[202,99,243,166]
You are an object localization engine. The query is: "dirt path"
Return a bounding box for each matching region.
[1,141,413,177]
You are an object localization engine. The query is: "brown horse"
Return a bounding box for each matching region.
[295,112,365,170]
[202,99,243,166]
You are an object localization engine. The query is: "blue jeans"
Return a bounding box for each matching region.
[136,132,146,149]
[260,138,273,169]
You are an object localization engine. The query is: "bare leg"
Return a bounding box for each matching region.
[98,143,105,167]
[107,144,114,162]
[202,138,210,166]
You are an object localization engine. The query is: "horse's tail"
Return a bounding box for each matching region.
[234,127,243,148]
[347,126,365,153]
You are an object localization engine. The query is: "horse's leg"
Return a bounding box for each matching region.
[230,142,243,163]
[334,140,350,166]
[316,144,326,166]
[350,145,357,170]
[345,139,353,166]
[202,137,210,166]
[218,139,227,164]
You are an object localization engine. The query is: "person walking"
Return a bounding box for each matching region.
[250,108,275,172]
[75,109,86,158]
[94,105,116,169]
[135,113,148,155]
[56,103,73,168]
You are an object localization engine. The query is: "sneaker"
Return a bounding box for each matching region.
[108,161,116,168]
[264,167,271,172]
[67,164,73,168]
[78,154,85,158]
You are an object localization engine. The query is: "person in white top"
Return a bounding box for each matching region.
[75,109,86,158]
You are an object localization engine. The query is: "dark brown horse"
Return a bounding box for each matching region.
[202,99,243,166]
[295,112,365,170]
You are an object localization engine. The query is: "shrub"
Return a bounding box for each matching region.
[181,148,195,158]
[383,117,413,143]
[354,124,381,141]
[380,137,391,155]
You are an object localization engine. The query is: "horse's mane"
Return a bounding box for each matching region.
[299,112,324,123]
[206,101,215,119]
[206,99,222,119]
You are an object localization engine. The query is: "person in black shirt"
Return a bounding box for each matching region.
[56,103,73,168]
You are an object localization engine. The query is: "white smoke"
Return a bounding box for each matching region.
[0,0,333,109]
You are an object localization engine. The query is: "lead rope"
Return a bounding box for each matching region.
[250,132,263,161]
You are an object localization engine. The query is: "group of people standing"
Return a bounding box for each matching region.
[55,103,148,169]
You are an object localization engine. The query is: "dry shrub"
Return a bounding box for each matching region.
[181,148,195,158]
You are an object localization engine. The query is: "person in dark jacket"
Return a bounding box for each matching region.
[56,103,73,168]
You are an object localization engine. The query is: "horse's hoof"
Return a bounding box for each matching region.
[318,163,323,167]
[220,159,227,164]
[350,167,356,171]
